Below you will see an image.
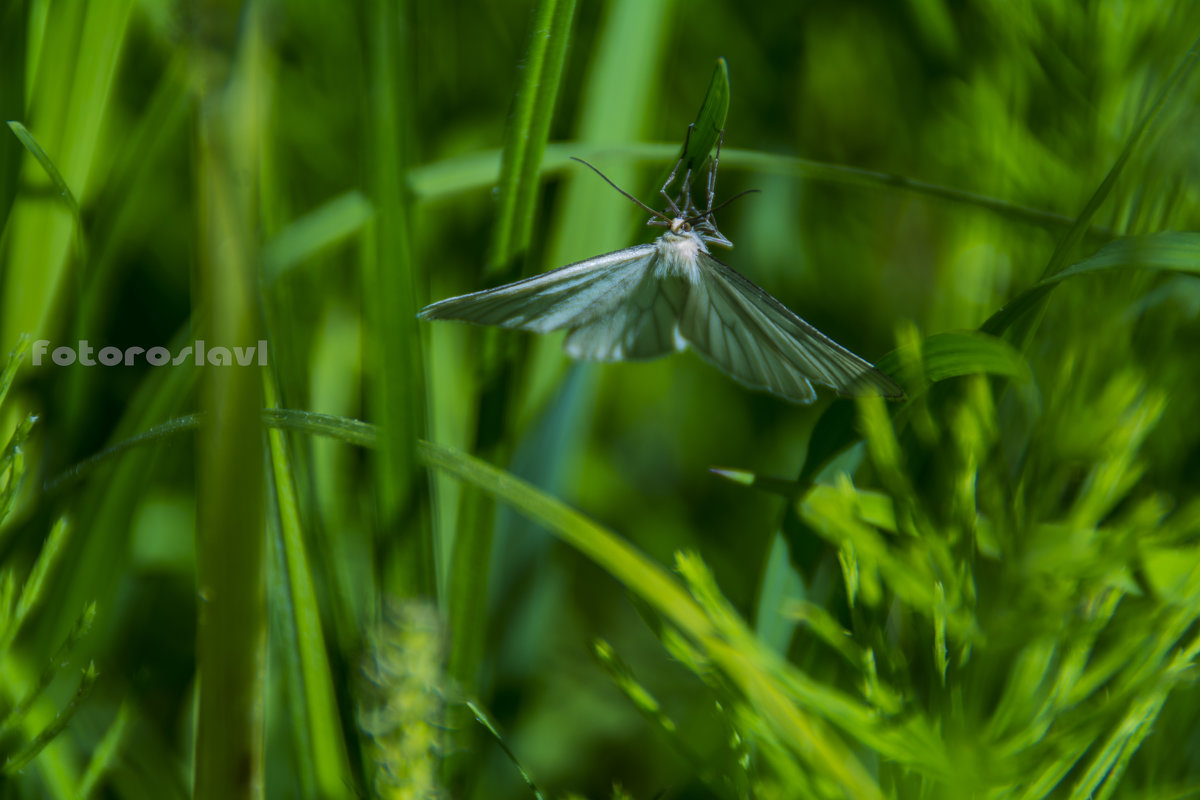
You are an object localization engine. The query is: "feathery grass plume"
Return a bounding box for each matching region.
[357,599,448,800]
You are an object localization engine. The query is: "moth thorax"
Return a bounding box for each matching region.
[655,229,705,282]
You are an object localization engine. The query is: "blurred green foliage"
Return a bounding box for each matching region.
[1,0,1199,798]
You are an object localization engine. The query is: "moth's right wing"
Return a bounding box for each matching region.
[418,244,657,333]
[682,253,904,404]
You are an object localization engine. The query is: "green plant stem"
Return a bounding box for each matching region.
[191,9,267,799]
[442,0,576,792]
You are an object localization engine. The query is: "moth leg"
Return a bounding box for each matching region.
[658,123,694,216]
[677,163,696,217]
[705,128,724,216]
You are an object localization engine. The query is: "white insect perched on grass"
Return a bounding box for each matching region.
[419,130,904,404]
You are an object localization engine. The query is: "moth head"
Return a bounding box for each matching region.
[567,154,750,249]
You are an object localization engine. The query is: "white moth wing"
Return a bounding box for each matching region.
[418,244,657,333]
[563,269,690,361]
[681,253,903,404]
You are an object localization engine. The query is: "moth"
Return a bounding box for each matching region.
[419,130,903,404]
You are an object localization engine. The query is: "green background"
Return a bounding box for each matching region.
[1,0,1199,798]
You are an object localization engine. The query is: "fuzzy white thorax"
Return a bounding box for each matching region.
[653,228,707,283]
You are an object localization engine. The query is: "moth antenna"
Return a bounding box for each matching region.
[687,188,760,225]
[570,157,671,222]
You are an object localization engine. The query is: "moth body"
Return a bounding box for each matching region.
[653,228,707,285]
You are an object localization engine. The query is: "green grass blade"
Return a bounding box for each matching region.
[679,57,730,172]
[6,121,81,219]
[9,515,70,641]
[0,603,95,741]
[487,0,577,274]
[1046,231,1200,283]
[263,376,352,799]
[5,120,87,275]
[442,0,577,788]
[0,413,35,528]
[466,699,547,800]
[410,142,1118,239]
[76,702,131,799]
[262,190,374,282]
[262,408,377,447]
[984,231,1200,337]
[0,0,134,353]
[1,662,97,781]
[363,0,432,599]
[44,410,378,499]
[754,533,807,654]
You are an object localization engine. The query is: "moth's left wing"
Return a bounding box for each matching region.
[681,254,904,404]
[563,271,690,361]
[418,244,656,333]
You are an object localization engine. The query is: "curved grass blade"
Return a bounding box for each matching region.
[466,700,546,800]
[43,409,376,498]
[6,121,86,265]
[411,141,1116,240]
[262,408,377,447]
[1045,231,1200,283]
[422,439,714,635]
[420,439,893,799]
[3,0,135,359]
[41,414,201,496]
[985,231,1200,336]
[6,122,80,219]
